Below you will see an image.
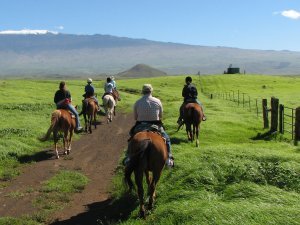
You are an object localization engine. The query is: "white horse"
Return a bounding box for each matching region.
[102,94,116,123]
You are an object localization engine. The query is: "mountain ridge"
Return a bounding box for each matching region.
[0,33,300,77]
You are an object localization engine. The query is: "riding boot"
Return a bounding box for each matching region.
[166,140,174,168]
[177,103,184,125]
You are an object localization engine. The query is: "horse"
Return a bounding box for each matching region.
[40,109,75,159]
[124,131,168,218]
[112,89,120,116]
[178,103,203,147]
[102,94,115,123]
[81,98,98,133]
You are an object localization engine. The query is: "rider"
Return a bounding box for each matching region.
[126,84,174,168]
[54,81,83,133]
[102,77,114,98]
[110,76,121,101]
[110,76,117,90]
[177,76,206,126]
[83,78,100,111]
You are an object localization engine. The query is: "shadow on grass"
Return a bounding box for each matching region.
[251,130,277,141]
[8,150,54,164]
[170,137,189,145]
[50,193,138,225]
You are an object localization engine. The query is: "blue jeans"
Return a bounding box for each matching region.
[66,104,81,128]
[161,129,172,158]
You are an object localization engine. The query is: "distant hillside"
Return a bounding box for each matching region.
[117,64,167,78]
[1,33,300,77]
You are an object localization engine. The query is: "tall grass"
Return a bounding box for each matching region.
[112,75,300,225]
[1,75,300,224]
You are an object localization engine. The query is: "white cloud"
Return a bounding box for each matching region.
[281,9,300,20]
[55,25,64,30]
[0,29,58,35]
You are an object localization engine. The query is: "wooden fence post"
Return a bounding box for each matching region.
[256,99,259,117]
[262,99,269,129]
[270,97,279,132]
[279,104,284,134]
[294,107,300,146]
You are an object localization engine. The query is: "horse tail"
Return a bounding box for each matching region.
[188,105,194,118]
[39,110,61,141]
[124,139,151,190]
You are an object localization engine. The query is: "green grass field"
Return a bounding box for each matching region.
[1,74,300,224]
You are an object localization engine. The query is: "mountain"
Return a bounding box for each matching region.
[0,32,300,77]
[117,64,167,78]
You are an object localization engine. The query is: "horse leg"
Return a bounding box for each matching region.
[145,170,151,196]
[88,115,92,133]
[148,169,162,210]
[192,124,195,142]
[94,111,97,129]
[196,124,200,147]
[53,131,59,159]
[109,109,113,122]
[67,129,73,154]
[114,105,116,116]
[186,124,192,141]
[83,114,88,133]
[63,130,68,155]
[134,169,146,218]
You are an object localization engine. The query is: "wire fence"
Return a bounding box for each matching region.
[203,89,299,144]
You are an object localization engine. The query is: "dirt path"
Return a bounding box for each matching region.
[0,113,134,224]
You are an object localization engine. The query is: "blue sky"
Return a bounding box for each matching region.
[1,0,300,51]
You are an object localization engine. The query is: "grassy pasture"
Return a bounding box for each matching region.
[113,74,300,225]
[0,74,300,224]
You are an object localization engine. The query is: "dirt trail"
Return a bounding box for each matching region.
[0,113,134,224]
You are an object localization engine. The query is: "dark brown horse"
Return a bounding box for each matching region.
[40,109,75,159]
[178,103,203,147]
[82,98,98,133]
[125,131,168,218]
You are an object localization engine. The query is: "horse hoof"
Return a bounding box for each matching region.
[56,155,59,159]
[67,150,70,155]
[139,210,146,219]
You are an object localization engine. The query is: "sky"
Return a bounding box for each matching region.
[0,0,300,51]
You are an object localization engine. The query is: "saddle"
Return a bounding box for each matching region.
[128,122,165,142]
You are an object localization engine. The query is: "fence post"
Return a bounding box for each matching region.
[294,107,300,146]
[262,99,269,129]
[270,97,279,133]
[279,104,284,134]
[248,96,251,111]
[256,99,258,117]
[210,94,213,99]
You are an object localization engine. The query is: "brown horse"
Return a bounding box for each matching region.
[125,131,167,218]
[82,98,98,133]
[112,89,120,116]
[178,103,203,147]
[40,109,75,159]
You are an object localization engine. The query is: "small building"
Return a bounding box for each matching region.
[224,64,240,74]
